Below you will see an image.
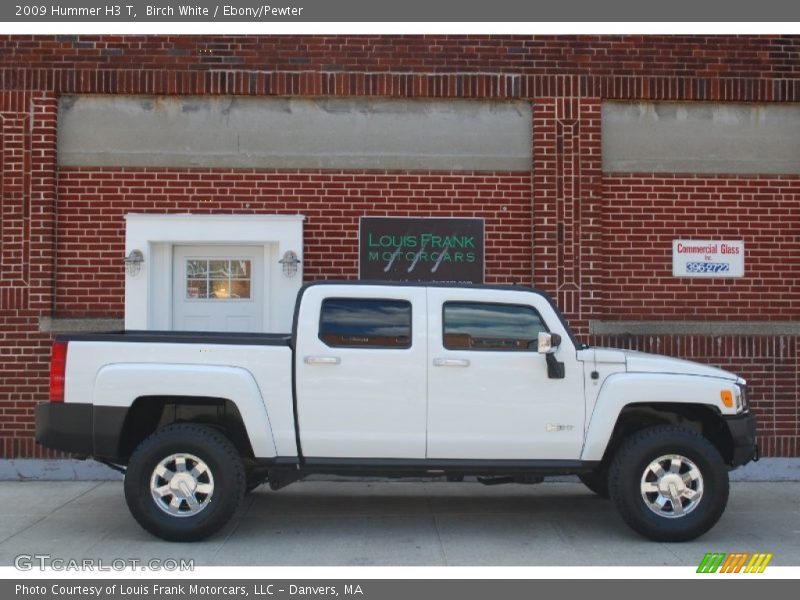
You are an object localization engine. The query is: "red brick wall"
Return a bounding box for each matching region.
[0,319,51,458]
[0,35,798,458]
[3,35,800,80]
[55,168,533,317]
[602,174,800,320]
[532,97,603,335]
[0,91,57,458]
[2,36,800,102]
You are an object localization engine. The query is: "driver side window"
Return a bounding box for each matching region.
[443,302,548,351]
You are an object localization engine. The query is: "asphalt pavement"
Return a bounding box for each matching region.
[0,480,797,567]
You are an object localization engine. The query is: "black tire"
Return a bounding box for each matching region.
[124,423,246,542]
[578,468,609,498]
[608,425,729,542]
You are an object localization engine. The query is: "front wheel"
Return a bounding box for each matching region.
[608,425,729,542]
[124,423,246,542]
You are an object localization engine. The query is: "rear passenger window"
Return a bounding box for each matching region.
[443,302,547,351]
[319,298,412,348]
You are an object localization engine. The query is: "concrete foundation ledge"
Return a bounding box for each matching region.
[39,317,124,334]
[1,458,797,482]
[590,319,800,336]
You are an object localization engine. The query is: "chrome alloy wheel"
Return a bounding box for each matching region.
[640,454,704,519]
[150,453,215,517]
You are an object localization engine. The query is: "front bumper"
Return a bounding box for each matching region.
[724,412,758,468]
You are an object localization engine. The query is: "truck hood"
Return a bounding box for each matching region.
[587,348,739,382]
[622,349,739,381]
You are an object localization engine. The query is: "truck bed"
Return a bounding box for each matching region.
[53,330,297,458]
[56,329,293,347]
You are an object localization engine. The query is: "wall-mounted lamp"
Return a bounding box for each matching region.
[124,249,144,277]
[278,250,301,278]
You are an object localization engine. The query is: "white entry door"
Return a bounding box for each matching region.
[172,245,264,332]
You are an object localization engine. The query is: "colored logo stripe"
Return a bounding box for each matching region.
[720,553,749,573]
[697,552,772,573]
[744,553,773,573]
[697,553,726,573]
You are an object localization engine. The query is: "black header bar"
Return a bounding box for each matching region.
[4,0,800,22]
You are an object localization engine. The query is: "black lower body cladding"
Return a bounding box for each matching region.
[724,413,758,468]
[35,402,93,455]
[35,401,128,459]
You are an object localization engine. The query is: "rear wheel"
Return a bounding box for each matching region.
[608,425,729,542]
[124,423,246,542]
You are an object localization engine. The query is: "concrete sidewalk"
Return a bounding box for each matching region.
[0,480,797,567]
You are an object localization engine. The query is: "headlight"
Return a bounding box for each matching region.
[737,384,748,412]
[722,382,748,413]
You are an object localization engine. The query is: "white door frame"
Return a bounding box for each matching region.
[124,214,304,332]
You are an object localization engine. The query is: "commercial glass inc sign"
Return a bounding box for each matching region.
[359,217,485,284]
[672,240,745,278]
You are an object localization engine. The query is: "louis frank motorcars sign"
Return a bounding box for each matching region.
[672,240,745,277]
[359,217,485,284]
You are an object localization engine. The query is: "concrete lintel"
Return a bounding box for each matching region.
[590,320,800,336]
[59,96,533,172]
[602,101,800,175]
[39,317,124,334]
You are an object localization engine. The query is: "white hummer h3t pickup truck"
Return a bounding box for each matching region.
[36,282,758,543]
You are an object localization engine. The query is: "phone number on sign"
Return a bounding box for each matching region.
[686,262,730,274]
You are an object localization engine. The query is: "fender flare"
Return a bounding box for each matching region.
[92,363,277,458]
[580,372,738,461]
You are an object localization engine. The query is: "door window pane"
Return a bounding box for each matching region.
[185,259,252,300]
[319,298,412,348]
[443,302,547,351]
[230,280,251,299]
[186,279,208,299]
[186,260,207,277]
[210,280,231,299]
[209,260,230,279]
[230,260,251,278]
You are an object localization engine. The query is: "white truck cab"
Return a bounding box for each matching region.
[36,282,757,543]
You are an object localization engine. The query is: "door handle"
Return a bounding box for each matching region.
[304,356,341,365]
[432,358,470,367]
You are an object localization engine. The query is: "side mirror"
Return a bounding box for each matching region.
[537,332,561,354]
